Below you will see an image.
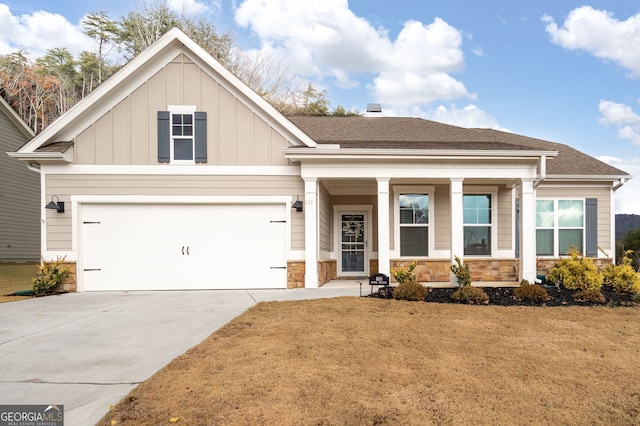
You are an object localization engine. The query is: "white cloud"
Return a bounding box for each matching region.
[543,6,640,77]
[597,155,640,214]
[167,0,210,16]
[0,4,92,59]
[373,72,473,107]
[598,100,640,147]
[381,104,507,131]
[234,0,473,109]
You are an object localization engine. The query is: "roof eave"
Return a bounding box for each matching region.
[7,151,72,163]
[543,174,633,182]
[283,148,559,161]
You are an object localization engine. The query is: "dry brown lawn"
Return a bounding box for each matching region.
[0,263,37,303]
[98,297,640,426]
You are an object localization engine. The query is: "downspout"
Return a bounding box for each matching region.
[533,155,546,188]
[26,162,46,261]
[613,178,628,191]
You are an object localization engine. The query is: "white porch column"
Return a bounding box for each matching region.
[304,177,319,288]
[450,178,464,285]
[377,178,391,277]
[519,179,536,282]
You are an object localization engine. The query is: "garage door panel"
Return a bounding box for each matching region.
[81,203,287,291]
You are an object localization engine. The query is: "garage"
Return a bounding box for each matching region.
[79,203,287,291]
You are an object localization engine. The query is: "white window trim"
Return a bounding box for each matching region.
[536,198,585,258]
[168,105,196,164]
[463,186,498,258]
[393,185,435,258]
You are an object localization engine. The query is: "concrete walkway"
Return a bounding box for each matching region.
[0,285,362,426]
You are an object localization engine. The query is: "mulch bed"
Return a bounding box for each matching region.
[372,285,639,307]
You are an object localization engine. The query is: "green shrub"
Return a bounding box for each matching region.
[513,282,549,303]
[32,257,69,295]
[391,261,417,284]
[546,246,603,291]
[573,289,606,303]
[450,256,471,287]
[602,250,640,293]
[393,281,428,301]
[451,286,489,304]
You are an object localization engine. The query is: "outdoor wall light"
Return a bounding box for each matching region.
[292,198,303,212]
[45,195,65,213]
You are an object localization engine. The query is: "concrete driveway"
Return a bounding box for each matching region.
[0,285,362,425]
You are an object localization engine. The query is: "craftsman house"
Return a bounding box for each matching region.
[10,29,631,291]
[1,95,38,262]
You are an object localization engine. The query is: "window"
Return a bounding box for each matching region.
[463,194,491,256]
[536,199,584,256]
[158,108,207,164]
[399,194,429,256]
[171,113,194,162]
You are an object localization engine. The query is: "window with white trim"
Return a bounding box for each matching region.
[399,193,429,256]
[169,106,196,163]
[171,112,194,162]
[536,199,584,256]
[463,194,491,256]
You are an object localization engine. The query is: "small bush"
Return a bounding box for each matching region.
[513,282,549,303]
[393,281,428,301]
[546,246,603,291]
[573,289,606,303]
[32,257,69,295]
[602,250,640,293]
[450,256,471,287]
[391,261,417,284]
[451,286,489,304]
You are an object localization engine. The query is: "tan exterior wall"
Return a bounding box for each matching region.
[74,53,291,167]
[318,182,331,253]
[44,174,304,250]
[536,184,612,252]
[497,185,513,250]
[433,184,451,251]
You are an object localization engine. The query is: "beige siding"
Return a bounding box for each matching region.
[434,184,451,251]
[536,185,613,252]
[74,54,292,167]
[497,186,513,250]
[0,107,39,261]
[318,183,331,253]
[45,174,304,251]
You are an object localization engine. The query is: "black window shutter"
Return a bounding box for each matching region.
[585,198,597,257]
[157,111,170,163]
[194,111,207,163]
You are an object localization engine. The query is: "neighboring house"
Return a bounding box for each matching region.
[9,29,632,291]
[1,95,39,262]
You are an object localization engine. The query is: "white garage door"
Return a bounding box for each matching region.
[80,203,287,291]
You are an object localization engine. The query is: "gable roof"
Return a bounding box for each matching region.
[11,28,316,161]
[288,116,629,178]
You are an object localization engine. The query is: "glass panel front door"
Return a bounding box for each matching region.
[341,213,366,274]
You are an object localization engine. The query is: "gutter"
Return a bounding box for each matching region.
[613,178,629,191]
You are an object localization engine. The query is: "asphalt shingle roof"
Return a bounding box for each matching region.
[288,116,628,177]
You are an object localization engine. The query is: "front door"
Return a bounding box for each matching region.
[339,212,368,276]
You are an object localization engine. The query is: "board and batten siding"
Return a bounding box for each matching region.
[74,54,291,167]
[44,174,304,251]
[535,185,613,253]
[0,103,39,261]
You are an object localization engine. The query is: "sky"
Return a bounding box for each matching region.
[2,0,640,214]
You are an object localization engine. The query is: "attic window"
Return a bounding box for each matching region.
[157,107,207,164]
